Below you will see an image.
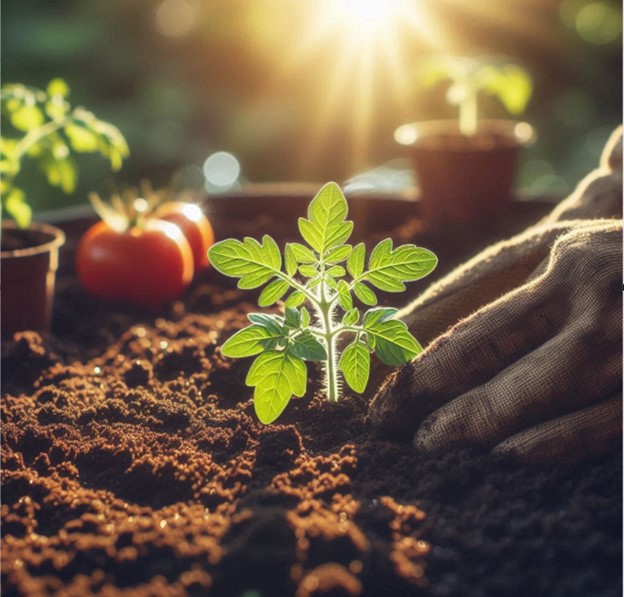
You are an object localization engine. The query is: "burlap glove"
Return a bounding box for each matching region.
[368,127,623,464]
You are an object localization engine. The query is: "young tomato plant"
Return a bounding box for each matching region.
[208,182,438,424]
[421,56,532,136]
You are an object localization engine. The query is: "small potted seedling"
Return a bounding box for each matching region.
[395,55,535,226]
[1,79,128,338]
[209,182,437,423]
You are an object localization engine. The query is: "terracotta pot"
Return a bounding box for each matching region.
[395,119,535,226]
[1,221,66,338]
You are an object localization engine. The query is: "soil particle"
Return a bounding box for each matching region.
[1,229,621,597]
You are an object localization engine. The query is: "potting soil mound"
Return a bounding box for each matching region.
[2,234,621,597]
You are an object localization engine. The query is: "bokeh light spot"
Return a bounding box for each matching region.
[576,1,621,44]
[155,0,196,38]
[203,151,241,192]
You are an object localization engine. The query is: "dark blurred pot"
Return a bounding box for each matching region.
[1,221,65,338]
[395,119,535,226]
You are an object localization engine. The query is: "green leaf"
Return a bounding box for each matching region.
[285,244,298,276]
[247,351,307,424]
[298,264,318,277]
[297,182,353,255]
[208,236,282,289]
[327,265,346,278]
[364,317,422,366]
[248,313,285,336]
[258,279,290,307]
[347,242,365,277]
[326,244,352,263]
[481,65,532,115]
[4,188,31,228]
[221,324,283,358]
[337,280,353,311]
[289,330,327,361]
[284,307,301,329]
[338,341,370,394]
[10,105,44,132]
[40,154,76,193]
[300,307,311,328]
[362,307,399,327]
[65,123,100,152]
[47,78,70,97]
[365,239,438,292]
[285,290,306,307]
[342,308,359,327]
[353,282,377,306]
[288,242,317,263]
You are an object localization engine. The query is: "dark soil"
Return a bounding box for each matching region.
[2,203,621,597]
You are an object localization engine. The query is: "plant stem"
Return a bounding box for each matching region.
[12,116,72,161]
[459,85,478,136]
[320,300,340,403]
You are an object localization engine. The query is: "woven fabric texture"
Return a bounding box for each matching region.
[369,127,623,464]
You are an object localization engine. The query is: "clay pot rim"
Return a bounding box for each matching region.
[1,221,66,259]
[394,119,536,149]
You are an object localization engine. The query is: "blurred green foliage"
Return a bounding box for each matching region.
[1,0,621,214]
[1,79,128,225]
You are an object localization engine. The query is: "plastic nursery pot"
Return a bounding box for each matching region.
[1,221,66,339]
[395,119,535,227]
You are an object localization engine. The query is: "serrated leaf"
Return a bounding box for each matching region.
[300,307,311,328]
[289,330,327,361]
[284,307,301,329]
[327,265,346,278]
[258,279,289,307]
[289,242,317,263]
[353,282,377,306]
[347,242,366,277]
[338,341,370,393]
[342,308,359,327]
[221,324,284,358]
[246,351,307,424]
[297,182,353,254]
[248,313,285,335]
[326,245,352,263]
[362,307,399,327]
[299,264,318,277]
[364,318,422,366]
[285,290,306,307]
[337,280,353,311]
[365,239,438,292]
[208,235,282,289]
[285,244,298,276]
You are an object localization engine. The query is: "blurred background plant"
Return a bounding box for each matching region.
[0,79,128,226]
[2,0,621,215]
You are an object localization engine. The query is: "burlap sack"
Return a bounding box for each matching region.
[369,126,623,464]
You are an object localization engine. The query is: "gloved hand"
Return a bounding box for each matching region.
[368,127,623,464]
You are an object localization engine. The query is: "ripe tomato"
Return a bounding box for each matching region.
[156,202,214,270]
[76,219,194,310]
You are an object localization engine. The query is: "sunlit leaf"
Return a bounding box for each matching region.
[247,351,307,424]
[347,242,365,277]
[289,330,327,361]
[364,317,422,366]
[365,239,438,292]
[221,324,284,358]
[10,105,44,131]
[338,341,370,393]
[337,280,353,311]
[285,290,306,307]
[208,236,282,289]
[342,308,359,327]
[258,279,290,307]
[298,182,353,254]
[326,244,352,263]
[353,282,377,306]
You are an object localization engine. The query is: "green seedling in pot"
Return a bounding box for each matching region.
[420,55,532,136]
[0,79,129,227]
[209,182,437,424]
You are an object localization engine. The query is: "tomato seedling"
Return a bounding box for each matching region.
[420,55,532,136]
[209,182,438,424]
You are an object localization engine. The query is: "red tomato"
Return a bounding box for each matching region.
[76,219,194,309]
[156,202,214,270]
